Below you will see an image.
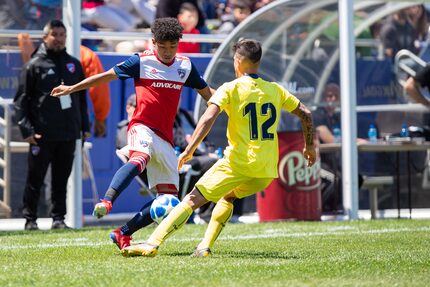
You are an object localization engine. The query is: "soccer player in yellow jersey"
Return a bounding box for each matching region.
[122,38,317,257]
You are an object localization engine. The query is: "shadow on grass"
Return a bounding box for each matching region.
[161,250,300,260]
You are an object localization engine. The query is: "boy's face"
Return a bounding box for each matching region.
[153,39,179,64]
[43,26,66,52]
[178,10,199,32]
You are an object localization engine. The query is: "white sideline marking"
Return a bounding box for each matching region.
[1,226,429,251]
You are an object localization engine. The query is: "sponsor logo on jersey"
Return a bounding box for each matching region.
[150,68,158,74]
[139,140,149,147]
[47,68,55,75]
[66,63,75,73]
[150,82,182,90]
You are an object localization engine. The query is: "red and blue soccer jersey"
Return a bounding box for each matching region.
[113,50,207,145]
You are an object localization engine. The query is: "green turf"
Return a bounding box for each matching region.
[1,219,429,287]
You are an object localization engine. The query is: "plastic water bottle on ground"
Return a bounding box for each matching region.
[368,124,377,143]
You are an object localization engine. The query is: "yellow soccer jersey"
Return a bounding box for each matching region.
[209,75,299,178]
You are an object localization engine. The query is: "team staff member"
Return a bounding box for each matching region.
[14,20,90,230]
[18,35,111,137]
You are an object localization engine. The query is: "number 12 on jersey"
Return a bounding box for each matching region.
[243,102,276,140]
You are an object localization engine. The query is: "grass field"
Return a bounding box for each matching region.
[1,219,429,287]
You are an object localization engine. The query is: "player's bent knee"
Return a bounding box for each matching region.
[129,151,150,173]
[183,189,208,210]
[222,191,238,203]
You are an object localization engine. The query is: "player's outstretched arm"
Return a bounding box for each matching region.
[196,86,214,102]
[51,68,118,97]
[291,102,317,167]
[178,104,220,170]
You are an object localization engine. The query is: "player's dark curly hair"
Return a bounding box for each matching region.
[151,18,183,42]
[233,39,262,63]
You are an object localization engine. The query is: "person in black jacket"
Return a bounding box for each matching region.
[14,19,90,230]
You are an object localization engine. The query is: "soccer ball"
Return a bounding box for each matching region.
[150,194,180,224]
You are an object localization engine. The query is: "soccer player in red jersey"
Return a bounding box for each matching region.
[51,18,212,250]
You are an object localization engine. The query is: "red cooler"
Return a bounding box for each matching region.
[257,131,321,221]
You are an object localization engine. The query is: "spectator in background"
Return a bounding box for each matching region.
[216,0,252,35]
[155,0,212,52]
[129,0,158,27]
[14,20,90,230]
[116,94,137,149]
[0,0,30,29]
[177,3,201,53]
[314,83,365,212]
[407,4,429,47]
[380,9,418,58]
[174,107,217,186]
[80,45,111,137]
[313,83,341,144]
[156,0,205,29]
[82,0,140,32]
[31,0,62,29]
[405,63,430,109]
[253,0,274,11]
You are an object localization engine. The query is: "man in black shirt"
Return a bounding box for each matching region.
[14,20,90,230]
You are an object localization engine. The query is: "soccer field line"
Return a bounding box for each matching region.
[0,226,429,251]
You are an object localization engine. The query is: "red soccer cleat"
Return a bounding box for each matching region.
[110,228,132,250]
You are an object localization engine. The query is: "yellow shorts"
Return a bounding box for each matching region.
[195,158,273,202]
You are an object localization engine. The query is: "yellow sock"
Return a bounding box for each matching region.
[199,199,233,249]
[148,202,193,246]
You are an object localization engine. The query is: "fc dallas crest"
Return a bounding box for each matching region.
[66,62,75,73]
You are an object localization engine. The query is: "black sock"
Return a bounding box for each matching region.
[120,199,154,236]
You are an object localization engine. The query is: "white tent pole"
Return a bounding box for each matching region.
[63,0,82,228]
[338,0,359,220]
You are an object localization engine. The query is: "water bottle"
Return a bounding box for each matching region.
[400,123,409,138]
[215,147,223,159]
[332,126,341,143]
[368,124,377,143]
[174,146,181,158]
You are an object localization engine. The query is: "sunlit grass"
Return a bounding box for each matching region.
[1,220,429,287]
